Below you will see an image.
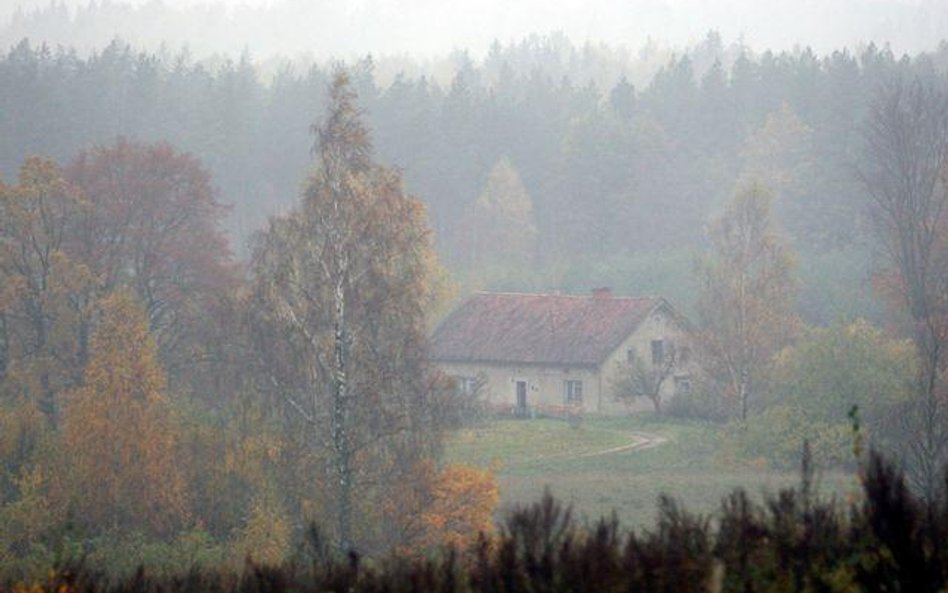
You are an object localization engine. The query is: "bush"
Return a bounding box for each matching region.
[8,450,948,591]
[727,319,918,470]
[722,405,853,470]
[665,381,732,422]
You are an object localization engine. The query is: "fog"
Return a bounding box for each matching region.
[3,0,948,61]
[1,0,948,584]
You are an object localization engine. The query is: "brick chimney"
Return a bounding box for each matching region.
[591,287,612,299]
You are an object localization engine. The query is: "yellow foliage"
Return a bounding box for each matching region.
[231,489,292,567]
[60,290,189,537]
[0,158,93,414]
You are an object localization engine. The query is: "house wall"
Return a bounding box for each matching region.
[436,305,698,416]
[598,306,698,415]
[437,361,601,414]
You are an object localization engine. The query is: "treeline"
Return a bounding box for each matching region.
[8,452,948,592]
[1,36,947,318]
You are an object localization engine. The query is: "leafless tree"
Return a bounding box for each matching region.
[859,75,948,503]
[611,346,679,414]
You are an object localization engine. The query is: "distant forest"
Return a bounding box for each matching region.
[2,34,947,320]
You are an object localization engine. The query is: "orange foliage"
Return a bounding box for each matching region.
[60,291,189,537]
[387,460,499,556]
[422,463,499,550]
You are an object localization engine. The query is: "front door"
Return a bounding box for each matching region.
[516,381,528,416]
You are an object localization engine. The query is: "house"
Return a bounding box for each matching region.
[429,288,697,415]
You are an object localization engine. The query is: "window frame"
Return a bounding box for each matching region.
[455,375,479,396]
[563,379,583,404]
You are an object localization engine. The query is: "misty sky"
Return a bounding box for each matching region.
[2,0,946,59]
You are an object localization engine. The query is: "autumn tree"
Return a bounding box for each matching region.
[66,138,235,386]
[859,77,948,501]
[459,157,537,269]
[61,290,189,536]
[739,103,815,196]
[0,157,91,425]
[737,103,831,242]
[696,183,798,421]
[382,461,499,556]
[250,71,450,552]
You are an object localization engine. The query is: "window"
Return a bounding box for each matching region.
[455,375,479,396]
[675,376,692,395]
[563,380,583,404]
[651,339,664,365]
[626,348,637,363]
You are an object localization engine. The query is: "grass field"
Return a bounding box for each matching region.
[445,414,857,529]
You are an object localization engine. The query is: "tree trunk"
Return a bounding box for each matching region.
[330,277,353,552]
[650,391,662,414]
[0,312,8,379]
[739,369,749,422]
[30,299,56,427]
[915,320,945,512]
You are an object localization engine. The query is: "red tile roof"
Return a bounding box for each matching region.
[430,292,662,367]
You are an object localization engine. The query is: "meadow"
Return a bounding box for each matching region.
[445,414,857,528]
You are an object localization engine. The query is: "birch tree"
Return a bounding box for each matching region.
[696,183,798,421]
[251,71,447,552]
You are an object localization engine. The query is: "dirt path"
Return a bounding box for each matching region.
[568,431,668,459]
[535,430,669,463]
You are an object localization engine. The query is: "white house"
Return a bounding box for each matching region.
[430,288,696,415]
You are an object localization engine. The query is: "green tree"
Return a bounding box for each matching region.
[768,319,916,422]
[696,183,798,421]
[738,319,919,468]
[250,71,449,552]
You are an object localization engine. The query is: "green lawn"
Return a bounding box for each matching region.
[445,415,857,530]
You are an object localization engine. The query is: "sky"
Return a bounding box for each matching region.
[1,0,946,59]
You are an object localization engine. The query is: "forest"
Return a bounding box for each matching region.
[3,34,948,316]
[1,11,948,590]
